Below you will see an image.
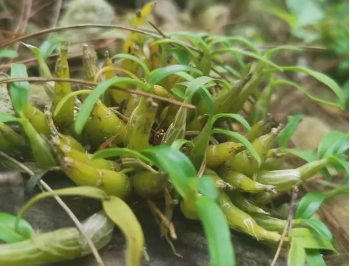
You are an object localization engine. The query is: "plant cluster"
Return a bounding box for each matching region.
[0,2,348,266]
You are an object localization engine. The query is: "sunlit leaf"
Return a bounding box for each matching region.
[0,213,33,243]
[103,196,144,266]
[302,219,332,241]
[288,239,306,266]
[185,76,231,99]
[276,114,303,148]
[195,196,236,266]
[39,38,61,60]
[296,192,325,219]
[291,228,335,251]
[10,64,28,114]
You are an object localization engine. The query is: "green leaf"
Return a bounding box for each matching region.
[103,196,144,266]
[221,36,260,55]
[91,148,153,165]
[198,86,214,118]
[264,45,302,59]
[288,239,306,266]
[17,187,107,225]
[0,213,33,243]
[296,192,325,219]
[75,77,148,134]
[195,176,219,201]
[0,113,21,123]
[211,128,261,167]
[54,90,92,117]
[195,196,236,266]
[281,149,318,162]
[272,66,345,109]
[327,156,349,188]
[212,114,251,131]
[171,139,194,150]
[291,228,335,251]
[141,145,196,198]
[318,131,349,159]
[185,76,231,99]
[265,6,297,27]
[149,65,202,86]
[212,48,283,71]
[302,219,332,241]
[112,54,150,78]
[286,0,324,27]
[10,63,29,114]
[171,88,186,100]
[276,114,303,148]
[306,250,326,266]
[22,42,44,63]
[153,39,197,64]
[0,49,18,58]
[170,48,189,65]
[39,38,61,60]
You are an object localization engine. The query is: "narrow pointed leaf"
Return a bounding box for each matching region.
[0,49,18,58]
[212,114,251,131]
[112,54,150,78]
[195,196,236,266]
[0,213,33,243]
[171,139,194,150]
[92,148,153,165]
[288,239,306,266]
[39,38,61,60]
[318,131,349,159]
[212,48,283,71]
[149,65,202,86]
[302,219,332,241]
[10,63,28,114]
[141,145,196,198]
[306,250,326,266]
[0,113,21,123]
[103,196,144,266]
[273,67,345,109]
[264,46,302,59]
[276,114,303,148]
[296,192,325,219]
[281,149,317,162]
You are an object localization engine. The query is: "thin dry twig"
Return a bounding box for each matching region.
[1,24,161,47]
[270,186,298,266]
[147,200,177,239]
[0,152,105,266]
[0,77,196,109]
[51,0,62,28]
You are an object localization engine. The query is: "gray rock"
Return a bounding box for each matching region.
[52,0,116,50]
